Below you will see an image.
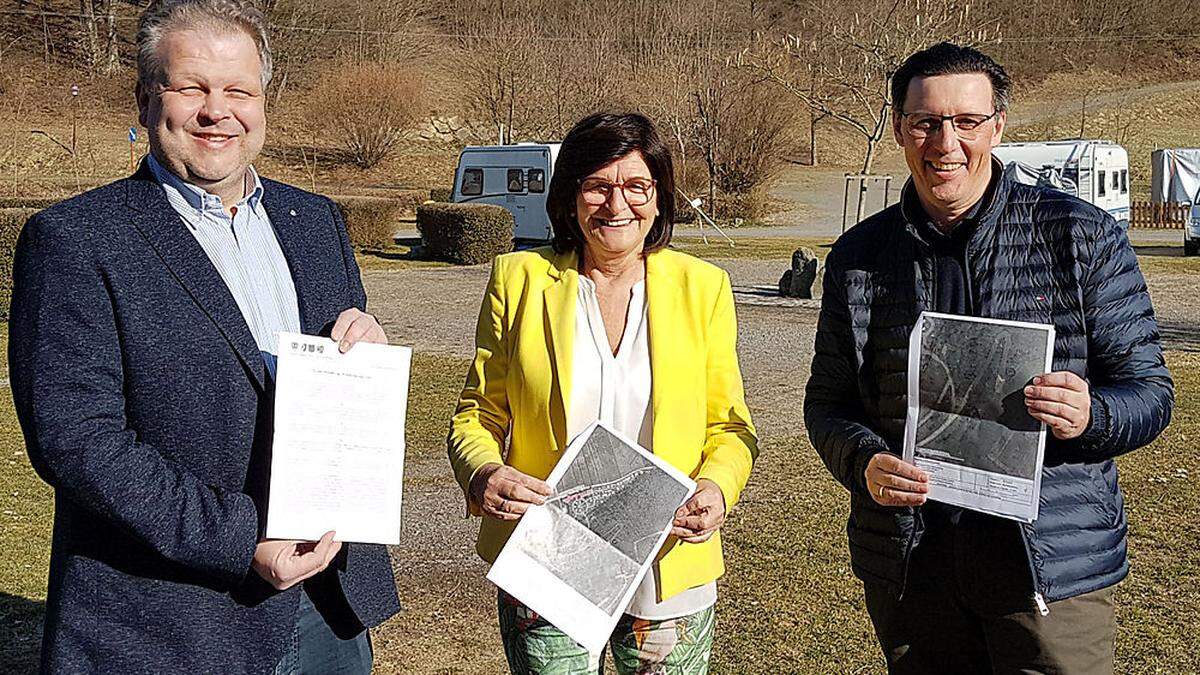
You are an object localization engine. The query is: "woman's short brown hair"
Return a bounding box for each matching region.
[547,112,675,256]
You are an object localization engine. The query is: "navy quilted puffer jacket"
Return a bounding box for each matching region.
[805,163,1174,603]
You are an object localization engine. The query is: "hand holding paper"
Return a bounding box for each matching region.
[469,463,551,521]
[671,479,726,543]
[1024,371,1091,440]
[864,452,929,507]
[330,308,387,352]
[251,531,342,590]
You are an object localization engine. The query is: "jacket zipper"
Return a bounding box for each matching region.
[1019,523,1049,615]
[965,246,1046,615]
[897,506,923,600]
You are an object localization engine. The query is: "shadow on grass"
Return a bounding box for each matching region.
[0,592,43,670]
[1133,245,1184,258]
[1157,321,1200,352]
[356,241,452,271]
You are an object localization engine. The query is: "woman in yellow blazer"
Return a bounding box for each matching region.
[448,112,757,674]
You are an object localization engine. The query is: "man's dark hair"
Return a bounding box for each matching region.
[547,111,675,256]
[891,42,1012,114]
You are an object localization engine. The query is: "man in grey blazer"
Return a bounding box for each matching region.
[8,1,400,672]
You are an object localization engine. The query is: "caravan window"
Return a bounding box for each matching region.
[1097,170,1106,197]
[528,169,545,193]
[1112,171,1119,192]
[507,169,524,193]
[461,168,483,196]
[1120,170,1128,194]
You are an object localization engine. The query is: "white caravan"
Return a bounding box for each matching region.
[451,143,562,240]
[1150,148,1200,255]
[993,140,1130,226]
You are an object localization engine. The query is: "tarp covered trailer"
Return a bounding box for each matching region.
[1151,148,1200,255]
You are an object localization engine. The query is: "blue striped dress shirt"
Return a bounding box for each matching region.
[147,154,301,372]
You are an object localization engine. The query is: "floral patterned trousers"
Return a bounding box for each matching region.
[497,591,716,675]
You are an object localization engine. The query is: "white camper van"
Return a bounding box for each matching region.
[451,143,562,241]
[993,140,1130,226]
[1150,148,1200,255]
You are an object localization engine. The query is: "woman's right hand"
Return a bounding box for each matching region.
[468,463,553,521]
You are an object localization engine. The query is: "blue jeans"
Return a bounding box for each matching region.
[274,589,373,675]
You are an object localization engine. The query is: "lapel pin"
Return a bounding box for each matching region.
[289,209,297,216]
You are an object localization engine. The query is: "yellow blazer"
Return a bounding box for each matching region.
[447,246,758,601]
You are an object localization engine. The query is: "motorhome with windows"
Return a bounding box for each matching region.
[1150,148,1200,255]
[992,140,1130,227]
[452,143,561,241]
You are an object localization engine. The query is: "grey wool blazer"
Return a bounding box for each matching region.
[8,164,400,673]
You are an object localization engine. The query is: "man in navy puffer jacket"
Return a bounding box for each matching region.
[805,42,1173,674]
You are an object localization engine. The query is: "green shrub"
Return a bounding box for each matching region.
[333,196,407,249]
[0,209,36,319]
[428,187,453,203]
[416,202,513,265]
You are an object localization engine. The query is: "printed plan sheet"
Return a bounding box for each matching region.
[266,332,411,545]
[488,422,696,654]
[903,312,1054,522]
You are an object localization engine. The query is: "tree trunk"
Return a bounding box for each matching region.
[859,104,891,175]
[809,109,820,166]
[99,0,119,75]
[79,0,98,74]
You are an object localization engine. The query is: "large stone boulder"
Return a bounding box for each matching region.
[778,247,819,298]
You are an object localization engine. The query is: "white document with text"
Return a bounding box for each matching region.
[266,332,411,545]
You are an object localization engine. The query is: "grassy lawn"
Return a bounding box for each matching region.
[0,328,54,667]
[673,236,836,262]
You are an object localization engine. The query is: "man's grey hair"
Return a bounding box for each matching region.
[136,0,273,91]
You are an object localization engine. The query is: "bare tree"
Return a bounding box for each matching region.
[307,61,428,168]
[737,0,998,174]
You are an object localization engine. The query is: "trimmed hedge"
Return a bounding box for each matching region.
[428,186,453,203]
[1,208,36,319]
[416,202,513,265]
[333,196,407,249]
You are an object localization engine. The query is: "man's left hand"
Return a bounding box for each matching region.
[672,479,726,544]
[331,308,386,352]
[1025,371,1091,440]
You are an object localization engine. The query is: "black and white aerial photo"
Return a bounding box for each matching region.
[915,314,1051,480]
[515,425,691,614]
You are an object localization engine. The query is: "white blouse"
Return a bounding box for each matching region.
[568,275,717,620]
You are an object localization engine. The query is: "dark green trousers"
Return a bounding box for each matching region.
[863,505,1116,675]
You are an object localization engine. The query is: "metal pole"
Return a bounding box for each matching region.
[841,173,852,233]
[676,187,734,247]
[855,178,868,224]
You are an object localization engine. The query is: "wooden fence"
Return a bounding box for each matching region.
[1130,201,1191,229]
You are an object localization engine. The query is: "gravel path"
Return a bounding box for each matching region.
[363,244,1196,432]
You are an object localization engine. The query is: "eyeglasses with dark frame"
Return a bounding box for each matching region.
[899,110,1000,139]
[578,177,657,206]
